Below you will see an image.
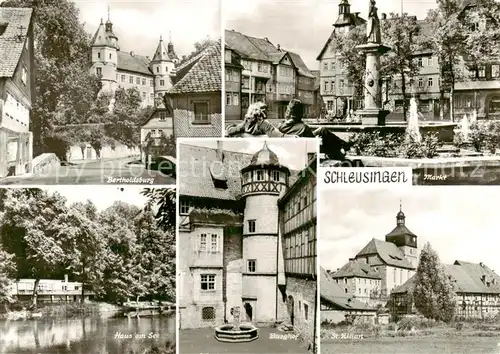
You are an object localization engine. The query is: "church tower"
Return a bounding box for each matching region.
[239,142,290,323]
[385,202,419,268]
[150,34,178,105]
[90,9,119,93]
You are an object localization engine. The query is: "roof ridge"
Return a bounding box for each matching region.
[181,143,254,156]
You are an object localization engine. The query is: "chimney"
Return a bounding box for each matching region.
[480,262,484,267]
[64,274,68,283]
[277,44,281,51]
[354,12,360,18]
[130,51,134,56]
[264,37,269,42]
[146,56,150,60]
[381,13,387,20]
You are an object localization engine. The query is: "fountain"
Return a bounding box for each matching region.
[407,98,422,142]
[214,306,259,343]
[459,114,471,142]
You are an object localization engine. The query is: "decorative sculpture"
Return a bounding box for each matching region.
[367,0,381,44]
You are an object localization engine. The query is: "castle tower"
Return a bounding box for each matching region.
[150,34,177,104]
[385,201,419,268]
[334,0,352,28]
[90,9,119,93]
[239,142,290,323]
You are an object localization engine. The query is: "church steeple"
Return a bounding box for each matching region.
[334,0,352,26]
[397,199,405,226]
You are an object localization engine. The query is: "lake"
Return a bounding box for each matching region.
[0,315,175,354]
[321,336,500,354]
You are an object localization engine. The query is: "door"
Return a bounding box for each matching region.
[244,302,253,322]
[287,295,294,326]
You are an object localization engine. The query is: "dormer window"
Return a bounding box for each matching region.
[21,67,27,85]
[210,164,227,190]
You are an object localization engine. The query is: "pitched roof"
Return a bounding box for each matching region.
[320,267,376,311]
[356,238,415,269]
[179,143,300,201]
[225,30,271,61]
[90,19,118,48]
[283,50,314,78]
[168,42,221,94]
[152,38,175,62]
[392,261,500,295]
[117,51,152,76]
[330,260,382,280]
[0,7,32,78]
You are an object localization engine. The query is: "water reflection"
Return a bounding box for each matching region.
[0,315,175,354]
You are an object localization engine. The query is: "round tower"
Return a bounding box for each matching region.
[240,142,290,323]
[90,11,119,93]
[150,35,177,103]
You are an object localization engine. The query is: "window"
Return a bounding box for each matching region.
[330,81,335,92]
[303,303,309,321]
[21,67,27,85]
[150,93,154,100]
[159,112,166,121]
[193,102,209,122]
[200,274,215,291]
[199,234,207,251]
[248,260,256,272]
[428,77,433,87]
[121,74,125,82]
[97,52,101,59]
[344,288,348,293]
[248,220,256,233]
[202,307,215,321]
[109,53,112,60]
[210,234,218,252]
[150,79,154,87]
[417,57,423,67]
[272,170,280,181]
[340,79,345,88]
[96,67,102,76]
[180,200,190,214]
[256,170,264,181]
[323,81,328,91]
[156,67,160,73]
[493,65,500,78]
[142,78,146,85]
[323,62,328,71]
[418,78,424,87]
[142,92,146,99]
[160,79,165,86]
[478,66,486,78]
[136,77,140,85]
[129,76,134,84]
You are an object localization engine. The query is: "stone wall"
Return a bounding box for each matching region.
[285,277,317,347]
[67,143,139,162]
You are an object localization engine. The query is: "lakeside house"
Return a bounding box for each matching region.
[8,276,95,303]
[391,260,500,320]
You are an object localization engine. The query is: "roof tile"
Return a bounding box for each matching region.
[0,7,32,78]
[356,238,415,269]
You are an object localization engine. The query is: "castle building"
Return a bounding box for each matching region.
[330,205,417,303]
[0,8,35,178]
[392,261,500,320]
[178,141,317,350]
[89,12,178,109]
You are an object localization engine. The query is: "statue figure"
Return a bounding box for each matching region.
[367,0,381,44]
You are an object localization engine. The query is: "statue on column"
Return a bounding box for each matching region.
[366,0,381,44]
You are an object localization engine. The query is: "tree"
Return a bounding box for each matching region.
[141,188,176,232]
[0,189,70,308]
[382,14,422,121]
[0,247,16,304]
[413,242,456,322]
[1,0,102,155]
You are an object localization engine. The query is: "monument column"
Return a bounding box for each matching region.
[356,0,391,125]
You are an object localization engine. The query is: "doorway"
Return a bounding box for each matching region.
[244,302,253,322]
[287,295,294,326]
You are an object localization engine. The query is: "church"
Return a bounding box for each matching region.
[329,205,418,306]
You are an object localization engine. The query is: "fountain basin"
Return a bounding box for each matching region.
[331,155,500,185]
[214,324,259,343]
[308,122,457,143]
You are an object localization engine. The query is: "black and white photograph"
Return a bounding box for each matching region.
[319,188,500,354]
[224,0,500,185]
[177,138,318,353]
[0,186,176,354]
[0,0,221,185]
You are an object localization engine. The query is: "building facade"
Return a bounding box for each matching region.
[178,141,317,349]
[278,153,317,349]
[0,8,35,178]
[224,47,243,121]
[391,261,500,320]
[225,30,315,122]
[167,43,222,137]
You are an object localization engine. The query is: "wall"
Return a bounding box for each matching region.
[286,277,316,347]
[141,115,174,143]
[321,309,376,324]
[67,143,139,161]
[172,92,222,137]
[116,69,155,107]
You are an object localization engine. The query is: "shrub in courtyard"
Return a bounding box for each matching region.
[413,243,457,323]
[349,132,402,157]
[396,133,441,159]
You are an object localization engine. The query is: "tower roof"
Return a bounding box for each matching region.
[91,19,118,48]
[152,36,176,62]
[241,142,290,174]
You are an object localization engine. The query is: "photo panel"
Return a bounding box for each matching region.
[319,187,500,354]
[177,137,319,353]
[0,186,176,353]
[0,0,221,186]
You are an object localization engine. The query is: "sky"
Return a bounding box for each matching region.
[39,186,148,210]
[319,187,500,274]
[74,0,221,59]
[179,138,318,171]
[224,0,438,69]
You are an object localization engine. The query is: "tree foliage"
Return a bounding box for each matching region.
[141,188,176,232]
[413,242,456,322]
[0,188,176,305]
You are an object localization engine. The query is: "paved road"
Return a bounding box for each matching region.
[1,157,176,185]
